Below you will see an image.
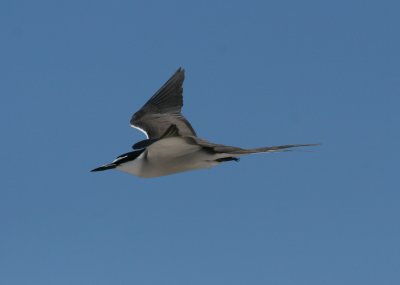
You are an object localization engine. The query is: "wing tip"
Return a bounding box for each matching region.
[173,67,185,81]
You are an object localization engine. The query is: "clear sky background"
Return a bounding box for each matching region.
[1,1,399,284]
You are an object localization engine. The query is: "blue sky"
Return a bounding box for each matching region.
[1,0,399,284]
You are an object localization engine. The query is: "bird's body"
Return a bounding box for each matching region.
[116,137,222,178]
[91,68,317,178]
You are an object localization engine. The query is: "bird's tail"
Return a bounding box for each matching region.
[227,143,319,155]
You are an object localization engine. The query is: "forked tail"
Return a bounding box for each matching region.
[227,143,319,155]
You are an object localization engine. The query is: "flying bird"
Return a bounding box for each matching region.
[91,68,317,178]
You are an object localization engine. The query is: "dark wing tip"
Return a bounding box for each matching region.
[131,67,186,118]
[145,68,185,110]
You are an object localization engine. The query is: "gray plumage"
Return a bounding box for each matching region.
[92,68,317,178]
[130,68,196,138]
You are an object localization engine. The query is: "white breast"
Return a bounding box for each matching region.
[116,137,222,178]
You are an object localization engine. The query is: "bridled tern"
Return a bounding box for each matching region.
[91,68,317,178]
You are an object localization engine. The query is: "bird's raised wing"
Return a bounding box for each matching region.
[130,68,197,139]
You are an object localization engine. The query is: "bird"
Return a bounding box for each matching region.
[91,68,317,178]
